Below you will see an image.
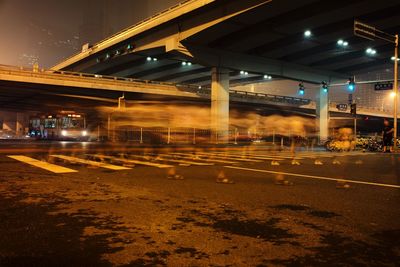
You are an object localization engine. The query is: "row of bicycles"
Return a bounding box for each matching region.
[323,128,399,152]
[325,136,399,152]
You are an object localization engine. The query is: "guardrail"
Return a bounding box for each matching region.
[229,90,311,105]
[51,0,197,69]
[1,64,391,112]
[0,64,313,106]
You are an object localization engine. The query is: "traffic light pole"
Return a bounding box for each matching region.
[354,21,398,151]
[394,34,398,152]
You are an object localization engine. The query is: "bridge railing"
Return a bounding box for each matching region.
[51,0,195,68]
[185,86,311,106]
[0,64,312,106]
[0,64,184,89]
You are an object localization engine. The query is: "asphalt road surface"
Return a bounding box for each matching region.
[0,141,399,266]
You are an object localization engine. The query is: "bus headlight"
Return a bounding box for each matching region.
[82,130,87,136]
[61,130,68,136]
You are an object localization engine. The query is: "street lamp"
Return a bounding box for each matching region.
[354,20,398,151]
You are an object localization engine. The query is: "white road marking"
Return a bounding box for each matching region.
[129,154,214,166]
[224,166,400,189]
[8,155,77,174]
[167,153,239,164]
[194,152,263,162]
[87,154,173,168]
[223,152,305,160]
[50,155,131,170]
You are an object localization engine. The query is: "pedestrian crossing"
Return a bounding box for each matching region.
[7,155,78,174]
[5,150,372,174]
[50,155,132,170]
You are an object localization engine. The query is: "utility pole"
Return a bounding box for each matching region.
[354,21,398,151]
[394,34,398,151]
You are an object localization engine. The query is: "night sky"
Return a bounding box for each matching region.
[0,0,180,68]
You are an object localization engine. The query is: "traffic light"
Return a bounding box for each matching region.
[322,81,329,93]
[298,82,305,95]
[350,103,357,115]
[347,77,356,91]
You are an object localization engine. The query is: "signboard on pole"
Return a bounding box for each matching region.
[354,21,376,41]
[354,20,396,43]
[336,104,348,111]
[374,82,393,91]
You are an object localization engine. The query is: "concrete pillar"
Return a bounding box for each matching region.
[316,86,329,143]
[16,113,24,136]
[211,67,230,143]
[1,111,17,133]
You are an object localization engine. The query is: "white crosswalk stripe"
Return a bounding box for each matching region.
[166,153,240,164]
[87,154,173,168]
[216,152,302,160]
[126,154,214,166]
[50,155,131,170]
[193,152,263,162]
[8,155,77,174]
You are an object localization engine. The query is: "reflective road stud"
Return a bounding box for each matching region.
[167,167,184,180]
[216,170,234,184]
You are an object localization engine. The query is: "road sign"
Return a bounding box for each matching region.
[374,82,393,91]
[336,104,348,111]
[354,19,398,152]
[354,20,396,43]
[354,20,376,41]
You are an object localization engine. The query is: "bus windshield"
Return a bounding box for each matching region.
[61,117,84,129]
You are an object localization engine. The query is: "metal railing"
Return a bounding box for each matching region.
[101,126,317,147]
[0,64,312,106]
[51,0,197,69]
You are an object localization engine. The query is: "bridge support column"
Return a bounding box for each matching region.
[16,113,25,137]
[211,67,230,143]
[316,86,329,144]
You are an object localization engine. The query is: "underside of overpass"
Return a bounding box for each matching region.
[52,0,400,85]
[2,0,399,141]
[48,0,400,142]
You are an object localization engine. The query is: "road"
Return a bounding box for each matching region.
[0,141,399,266]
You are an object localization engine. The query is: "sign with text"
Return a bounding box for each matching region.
[374,82,393,91]
[336,104,348,111]
[354,20,376,40]
[354,20,396,43]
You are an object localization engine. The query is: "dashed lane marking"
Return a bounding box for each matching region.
[224,166,400,189]
[50,155,131,170]
[8,155,78,174]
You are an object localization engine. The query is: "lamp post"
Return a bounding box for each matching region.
[393,34,398,151]
[354,21,398,151]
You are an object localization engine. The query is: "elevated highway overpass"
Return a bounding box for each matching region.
[0,65,313,111]
[0,65,391,119]
[49,0,399,142]
[2,0,399,141]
